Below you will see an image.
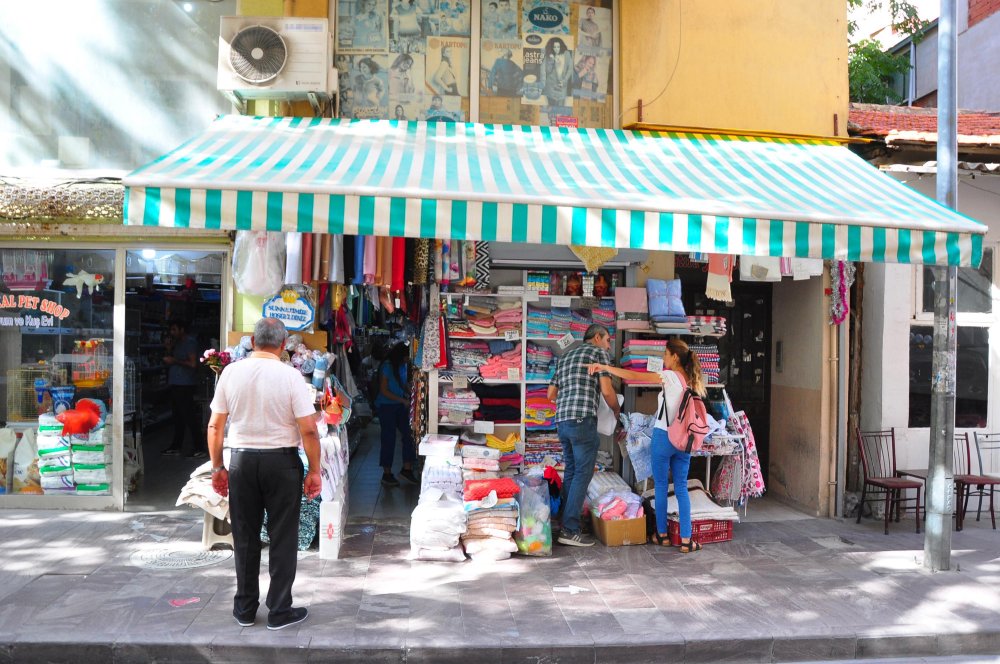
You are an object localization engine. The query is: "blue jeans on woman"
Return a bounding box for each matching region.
[376,403,415,469]
[556,416,600,535]
[651,427,693,539]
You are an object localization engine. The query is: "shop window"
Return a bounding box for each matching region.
[920,248,994,315]
[908,325,990,428]
[1,249,116,498]
[334,1,616,127]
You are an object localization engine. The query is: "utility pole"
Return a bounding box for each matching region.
[924,0,958,571]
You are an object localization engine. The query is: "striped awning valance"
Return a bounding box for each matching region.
[124,114,986,267]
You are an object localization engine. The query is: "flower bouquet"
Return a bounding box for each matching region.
[201,349,232,375]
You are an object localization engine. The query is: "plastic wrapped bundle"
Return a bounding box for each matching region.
[409,488,468,562]
[513,475,552,556]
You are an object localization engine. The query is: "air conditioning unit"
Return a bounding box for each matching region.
[218,16,337,113]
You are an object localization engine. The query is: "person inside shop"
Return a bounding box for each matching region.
[375,342,417,487]
[208,317,321,631]
[588,338,706,553]
[162,318,204,457]
[547,324,621,547]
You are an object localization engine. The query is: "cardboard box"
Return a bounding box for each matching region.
[591,511,647,546]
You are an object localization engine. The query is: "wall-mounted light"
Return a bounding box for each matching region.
[141,249,156,260]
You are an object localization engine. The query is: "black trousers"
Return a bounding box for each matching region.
[168,385,203,453]
[228,447,303,622]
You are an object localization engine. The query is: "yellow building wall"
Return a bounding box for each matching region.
[620,0,849,137]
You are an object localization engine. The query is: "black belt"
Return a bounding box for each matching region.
[230,447,299,455]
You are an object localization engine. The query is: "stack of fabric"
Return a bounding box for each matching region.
[485,432,519,454]
[438,388,480,425]
[689,343,721,384]
[462,478,521,561]
[493,301,522,337]
[449,340,490,376]
[647,279,688,332]
[447,319,476,337]
[687,315,728,336]
[524,386,556,431]
[526,303,551,338]
[524,432,562,470]
[621,339,667,374]
[526,342,555,381]
[478,343,522,379]
[592,298,616,335]
[569,308,592,340]
[499,451,523,477]
[470,384,520,423]
[461,443,501,481]
[549,306,572,338]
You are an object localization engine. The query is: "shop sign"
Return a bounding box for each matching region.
[0,294,72,328]
[262,291,315,332]
[526,6,565,30]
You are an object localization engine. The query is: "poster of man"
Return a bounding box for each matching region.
[482,0,518,39]
[436,0,471,36]
[576,4,611,48]
[338,0,390,53]
[481,40,524,97]
[350,55,390,119]
[422,94,464,122]
[426,37,470,97]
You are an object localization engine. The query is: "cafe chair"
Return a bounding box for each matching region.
[856,428,922,534]
[962,432,1000,530]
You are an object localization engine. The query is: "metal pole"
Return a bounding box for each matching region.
[924,0,958,572]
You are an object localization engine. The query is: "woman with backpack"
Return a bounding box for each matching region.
[375,343,417,487]
[588,339,707,553]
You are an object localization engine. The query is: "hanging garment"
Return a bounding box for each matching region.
[448,240,461,283]
[329,234,345,283]
[706,254,735,302]
[440,240,451,287]
[285,232,303,284]
[301,233,314,283]
[319,234,331,279]
[364,234,377,284]
[404,238,417,286]
[475,241,491,288]
[311,233,322,281]
[354,236,366,285]
[461,241,476,287]
[343,235,356,284]
[739,256,782,282]
[391,237,406,292]
[374,236,387,286]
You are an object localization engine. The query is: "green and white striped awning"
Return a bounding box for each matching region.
[124,114,986,267]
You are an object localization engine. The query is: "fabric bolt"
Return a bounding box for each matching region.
[284,232,302,284]
[475,241,490,287]
[391,237,406,292]
[651,427,692,538]
[349,236,362,284]
[413,239,429,285]
[301,233,313,283]
[363,234,377,284]
[319,234,331,278]
[440,240,451,286]
[312,232,322,281]
[330,234,345,283]
[557,416,600,534]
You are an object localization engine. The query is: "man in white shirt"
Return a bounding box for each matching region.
[208,318,322,631]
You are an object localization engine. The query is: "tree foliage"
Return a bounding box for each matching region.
[847,0,929,103]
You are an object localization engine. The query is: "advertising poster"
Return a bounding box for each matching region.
[426,36,470,97]
[571,47,609,101]
[436,0,472,36]
[422,93,464,122]
[523,34,574,107]
[576,3,610,49]
[349,54,391,119]
[388,52,426,97]
[338,0,390,53]
[522,0,570,35]
[481,39,524,97]
[390,0,429,53]
[482,0,519,39]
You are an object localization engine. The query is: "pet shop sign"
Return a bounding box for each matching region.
[0,294,71,328]
[262,290,315,332]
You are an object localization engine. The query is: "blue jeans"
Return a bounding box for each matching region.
[651,427,693,538]
[557,416,600,534]
[376,403,415,470]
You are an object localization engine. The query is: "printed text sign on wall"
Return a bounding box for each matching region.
[0,294,72,328]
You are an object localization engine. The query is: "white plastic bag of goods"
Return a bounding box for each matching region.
[12,429,41,494]
[232,231,286,296]
[73,463,109,484]
[0,428,17,494]
[318,483,348,560]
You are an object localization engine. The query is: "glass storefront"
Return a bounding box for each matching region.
[0,248,117,501]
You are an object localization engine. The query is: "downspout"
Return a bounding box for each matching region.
[827,293,839,519]
[836,312,849,517]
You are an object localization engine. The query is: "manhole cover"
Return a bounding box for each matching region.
[130,547,233,570]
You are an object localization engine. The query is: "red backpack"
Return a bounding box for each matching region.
[658,372,711,454]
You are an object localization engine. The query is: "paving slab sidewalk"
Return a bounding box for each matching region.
[1,505,998,664]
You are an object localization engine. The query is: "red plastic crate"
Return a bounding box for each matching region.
[667,519,733,546]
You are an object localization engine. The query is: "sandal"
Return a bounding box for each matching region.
[678,539,702,554]
[649,532,672,547]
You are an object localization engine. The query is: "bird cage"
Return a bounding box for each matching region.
[70,339,111,389]
[6,365,67,422]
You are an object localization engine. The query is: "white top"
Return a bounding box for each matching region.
[653,370,685,432]
[210,356,316,449]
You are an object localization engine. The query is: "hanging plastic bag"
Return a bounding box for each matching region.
[232,231,286,296]
[513,475,552,557]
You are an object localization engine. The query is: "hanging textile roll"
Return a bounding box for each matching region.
[375,236,387,286]
[384,236,394,288]
[363,234,376,284]
[330,234,345,283]
[413,239,428,285]
[301,233,314,283]
[404,238,416,286]
[391,237,406,293]
[434,240,444,284]
[312,232,323,281]
[475,241,491,287]
[285,232,303,284]
[440,240,450,287]
[448,240,461,283]
[319,234,332,280]
[462,241,476,287]
[346,235,362,285]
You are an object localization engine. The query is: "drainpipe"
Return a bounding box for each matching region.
[836,315,848,517]
[908,41,916,107]
[925,0,958,572]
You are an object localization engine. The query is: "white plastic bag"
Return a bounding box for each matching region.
[232,231,286,296]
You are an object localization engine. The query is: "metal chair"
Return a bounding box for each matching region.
[856,428,922,534]
[963,432,1000,530]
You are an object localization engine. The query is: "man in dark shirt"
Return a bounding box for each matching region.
[547,324,621,546]
[162,319,204,457]
[488,49,523,96]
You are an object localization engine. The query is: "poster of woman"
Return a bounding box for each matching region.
[576,4,611,49]
[390,0,430,52]
[426,37,470,97]
[571,46,609,101]
[338,0,389,53]
[538,35,574,107]
[350,55,390,118]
